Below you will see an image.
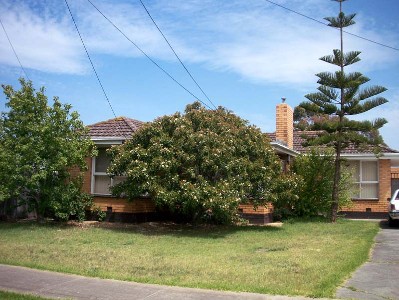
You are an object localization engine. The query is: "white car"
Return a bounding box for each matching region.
[388,189,399,227]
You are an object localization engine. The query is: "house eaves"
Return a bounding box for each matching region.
[342,153,399,160]
[90,137,124,145]
[271,142,300,157]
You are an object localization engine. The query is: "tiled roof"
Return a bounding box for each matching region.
[267,131,399,154]
[87,117,144,139]
[293,131,320,153]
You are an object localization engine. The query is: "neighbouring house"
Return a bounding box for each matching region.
[83,103,399,224]
[268,102,399,219]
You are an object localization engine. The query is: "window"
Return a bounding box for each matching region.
[348,160,378,199]
[91,148,126,195]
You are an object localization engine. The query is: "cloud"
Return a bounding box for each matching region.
[0,0,172,75]
[374,96,399,151]
[172,0,398,87]
[0,0,398,89]
[0,2,87,74]
[75,1,173,60]
[349,89,399,150]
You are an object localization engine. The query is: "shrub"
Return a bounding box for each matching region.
[108,102,298,224]
[289,147,352,218]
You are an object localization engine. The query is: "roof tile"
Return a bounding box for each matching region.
[268,130,398,154]
[88,117,143,139]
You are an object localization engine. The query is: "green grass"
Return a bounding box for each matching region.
[0,290,55,300]
[0,220,379,298]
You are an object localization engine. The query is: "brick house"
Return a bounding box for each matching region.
[84,104,399,223]
[268,102,399,219]
[84,116,277,223]
[83,117,156,222]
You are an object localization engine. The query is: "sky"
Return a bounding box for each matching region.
[0,0,398,150]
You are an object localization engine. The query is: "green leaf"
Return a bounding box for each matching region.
[108,101,298,224]
[0,78,95,221]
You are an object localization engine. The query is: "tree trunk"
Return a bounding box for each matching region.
[33,196,43,223]
[330,0,345,223]
[331,150,341,222]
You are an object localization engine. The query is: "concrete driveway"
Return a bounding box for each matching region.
[336,220,399,300]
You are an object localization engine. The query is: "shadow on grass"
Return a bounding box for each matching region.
[279,215,331,224]
[2,215,353,239]
[0,219,283,239]
[0,215,365,237]
[90,221,284,239]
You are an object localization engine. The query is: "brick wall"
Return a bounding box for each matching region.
[276,103,293,149]
[341,159,391,214]
[379,159,391,203]
[342,200,388,214]
[93,197,156,213]
[392,167,399,179]
[238,203,273,215]
[82,157,92,194]
[68,157,92,194]
[238,203,274,224]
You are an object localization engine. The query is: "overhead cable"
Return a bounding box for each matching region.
[0,16,30,80]
[65,0,133,140]
[86,0,212,110]
[138,0,217,109]
[264,0,399,52]
[64,0,118,119]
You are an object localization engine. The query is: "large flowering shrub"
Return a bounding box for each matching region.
[108,102,298,224]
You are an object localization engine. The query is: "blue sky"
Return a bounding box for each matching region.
[1,0,398,149]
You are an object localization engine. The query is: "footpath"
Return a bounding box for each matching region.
[0,264,320,300]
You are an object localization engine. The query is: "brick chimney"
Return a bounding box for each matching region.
[275,100,293,149]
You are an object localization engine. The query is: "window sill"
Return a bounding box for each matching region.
[91,194,151,199]
[92,193,114,197]
[351,198,379,201]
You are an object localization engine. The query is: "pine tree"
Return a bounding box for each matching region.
[297,0,388,222]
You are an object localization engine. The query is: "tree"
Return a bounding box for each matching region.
[291,148,352,218]
[108,102,298,224]
[0,78,96,221]
[296,0,388,222]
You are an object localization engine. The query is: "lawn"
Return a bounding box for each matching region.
[0,220,379,298]
[0,290,54,300]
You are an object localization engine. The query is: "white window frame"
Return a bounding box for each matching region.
[91,145,123,196]
[350,160,379,200]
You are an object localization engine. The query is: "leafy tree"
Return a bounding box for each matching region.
[0,78,96,221]
[291,148,352,218]
[297,0,388,222]
[108,102,299,224]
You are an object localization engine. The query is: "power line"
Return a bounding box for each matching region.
[138,0,217,109]
[86,0,212,110]
[264,0,399,52]
[0,16,30,80]
[65,0,132,140]
[64,0,118,119]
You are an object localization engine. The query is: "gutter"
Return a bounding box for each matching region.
[270,142,300,157]
[90,136,125,145]
[342,153,399,160]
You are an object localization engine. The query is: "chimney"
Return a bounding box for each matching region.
[276,100,293,149]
